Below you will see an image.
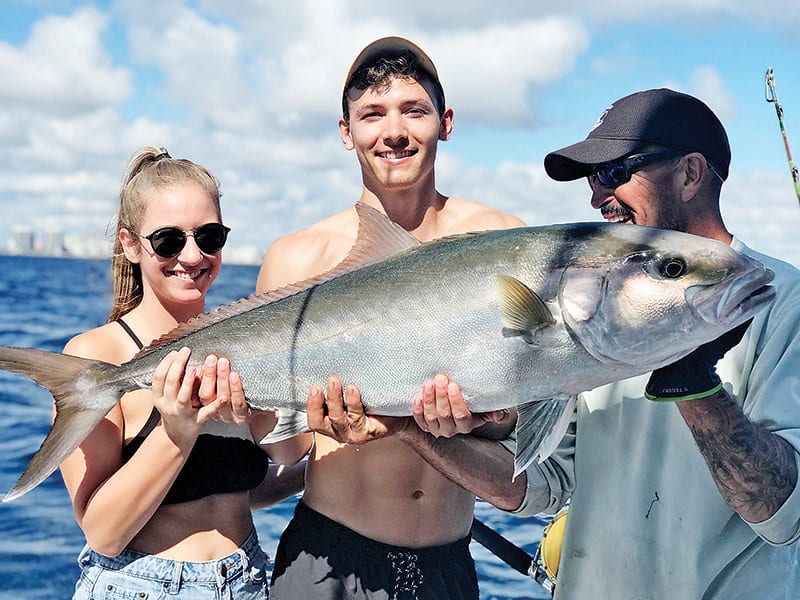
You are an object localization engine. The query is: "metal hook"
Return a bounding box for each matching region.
[765,67,777,103]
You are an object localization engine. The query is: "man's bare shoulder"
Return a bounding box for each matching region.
[257,208,359,293]
[442,198,526,233]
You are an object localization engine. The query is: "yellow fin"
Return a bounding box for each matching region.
[498,275,555,344]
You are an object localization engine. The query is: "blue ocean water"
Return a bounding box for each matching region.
[0,255,549,599]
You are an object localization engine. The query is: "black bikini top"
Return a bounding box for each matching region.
[115,317,268,504]
[116,316,144,350]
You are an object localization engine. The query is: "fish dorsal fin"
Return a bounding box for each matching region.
[134,294,282,356]
[498,274,555,344]
[345,201,422,270]
[266,202,420,288]
[133,202,422,355]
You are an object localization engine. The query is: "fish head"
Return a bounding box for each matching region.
[558,225,775,370]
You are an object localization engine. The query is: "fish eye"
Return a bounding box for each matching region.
[658,257,688,279]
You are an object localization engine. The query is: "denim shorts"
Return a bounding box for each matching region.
[73,528,269,599]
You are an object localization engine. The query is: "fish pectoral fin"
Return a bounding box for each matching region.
[498,275,555,343]
[260,408,310,444]
[501,327,536,344]
[513,394,575,480]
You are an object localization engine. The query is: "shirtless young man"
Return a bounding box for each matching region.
[258,37,523,599]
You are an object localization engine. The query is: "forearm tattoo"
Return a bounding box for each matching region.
[679,390,798,523]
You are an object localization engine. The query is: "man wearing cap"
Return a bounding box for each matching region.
[257,37,524,599]
[501,88,800,598]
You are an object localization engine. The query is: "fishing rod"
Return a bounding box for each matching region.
[470,517,555,595]
[765,67,800,204]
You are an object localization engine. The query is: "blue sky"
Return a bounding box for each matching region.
[1,1,799,266]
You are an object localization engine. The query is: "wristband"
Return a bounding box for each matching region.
[644,382,723,402]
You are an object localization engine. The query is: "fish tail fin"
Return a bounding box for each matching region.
[260,408,310,444]
[0,347,121,502]
[513,394,576,479]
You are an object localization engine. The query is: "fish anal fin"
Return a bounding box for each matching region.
[261,408,311,444]
[498,275,555,344]
[512,395,575,480]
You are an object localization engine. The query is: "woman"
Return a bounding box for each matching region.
[64,147,307,599]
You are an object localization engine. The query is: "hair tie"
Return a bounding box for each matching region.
[153,149,171,161]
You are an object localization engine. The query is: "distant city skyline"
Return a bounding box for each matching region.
[2,225,266,265]
[7,226,69,257]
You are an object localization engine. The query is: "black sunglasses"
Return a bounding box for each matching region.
[589,151,682,188]
[136,222,231,258]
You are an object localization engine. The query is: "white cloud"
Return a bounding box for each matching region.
[0,1,798,270]
[0,7,131,114]
[722,169,800,266]
[121,2,261,131]
[426,18,590,127]
[689,66,737,124]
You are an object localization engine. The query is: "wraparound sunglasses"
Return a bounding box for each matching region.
[589,151,682,188]
[589,150,725,188]
[135,222,231,258]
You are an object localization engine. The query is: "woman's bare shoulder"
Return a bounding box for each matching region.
[64,322,130,364]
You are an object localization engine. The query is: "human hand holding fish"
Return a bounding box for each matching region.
[196,353,285,451]
[645,320,753,402]
[306,376,411,445]
[150,347,228,448]
[411,374,515,439]
[307,374,513,445]
[198,354,250,424]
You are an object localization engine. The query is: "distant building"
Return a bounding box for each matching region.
[4,226,70,257]
[10,226,35,254]
[64,234,113,258]
[42,230,66,257]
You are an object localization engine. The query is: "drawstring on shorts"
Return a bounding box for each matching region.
[387,551,424,600]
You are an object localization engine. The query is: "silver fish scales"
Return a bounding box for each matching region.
[0,204,775,501]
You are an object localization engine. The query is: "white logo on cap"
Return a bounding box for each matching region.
[590,103,614,133]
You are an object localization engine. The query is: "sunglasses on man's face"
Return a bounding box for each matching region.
[589,151,682,188]
[136,222,231,258]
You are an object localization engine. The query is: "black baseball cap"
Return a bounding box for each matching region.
[544,88,731,181]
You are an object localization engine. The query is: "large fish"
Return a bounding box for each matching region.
[0,204,775,501]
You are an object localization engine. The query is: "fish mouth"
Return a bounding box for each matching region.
[689,265,775,326]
